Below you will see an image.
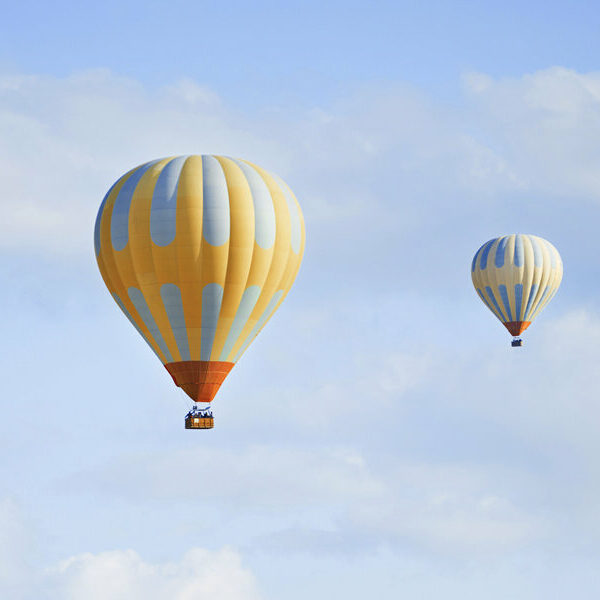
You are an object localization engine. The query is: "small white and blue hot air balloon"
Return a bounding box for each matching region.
[471,234,562,347]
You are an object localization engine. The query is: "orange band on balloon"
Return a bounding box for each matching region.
[503,321,531,336]
[165,361,234,403]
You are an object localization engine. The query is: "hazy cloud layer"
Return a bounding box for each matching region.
[51,547,261,600]
[3,65,600,599]
[61,443,548,556]
[0,499,261,600]
[463,67,600,199]
[1,66,599,258]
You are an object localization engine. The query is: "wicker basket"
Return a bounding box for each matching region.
[185,416,214,429]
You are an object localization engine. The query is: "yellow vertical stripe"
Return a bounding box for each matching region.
[172,155,204,358]
[209,157,256,360]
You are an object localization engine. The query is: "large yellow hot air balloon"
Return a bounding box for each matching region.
[471,234,562,347]
[94,155,305,427]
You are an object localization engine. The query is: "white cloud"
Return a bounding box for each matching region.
[51,547,261,600]
[463,66,600,199]
[0,496,260,600]
[3,65,600,261]
[0,498,39,598]
[452,307,600,464]
[346,462,545,554]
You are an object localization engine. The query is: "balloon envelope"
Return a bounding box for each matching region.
[471,234,562,336]
[95,155,305,402]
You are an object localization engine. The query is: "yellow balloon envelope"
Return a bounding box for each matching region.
[471,234,562,341]
[94,155,305,405]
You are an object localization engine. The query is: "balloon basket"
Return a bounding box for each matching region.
[511,338,523,347]
[184,405,214,429]
[185,415,214,429]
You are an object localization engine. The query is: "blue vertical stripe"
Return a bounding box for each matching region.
[479,240,495,271]
[477,288,500,320]
[160,283,191,361]
[232,159,276,249]
[111,161,160,251]
[531,285,552,318]
[514,284,524,321]
[202,156,230,246]
[498,284,513,321]
[233,291,284,362]
[485,286,507,321]
[523,283,539,320]
[201,283,224,360]
[150,156,188,247]
[127,287,173,363]
[112,294,161,360]
[529,235,543,267]
[514,234,524,267]
[220,286,262,360]
[472,242,487,272]
[494,237,509,268]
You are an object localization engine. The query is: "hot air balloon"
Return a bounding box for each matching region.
[471,234,562,347]
[94,155,305,428]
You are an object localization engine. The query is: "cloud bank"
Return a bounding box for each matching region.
[1,66,600,260]
[0,497,261,600]
[3,65,600,599]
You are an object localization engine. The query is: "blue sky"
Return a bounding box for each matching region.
[3,0,600,103]
[2,1,600,598]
